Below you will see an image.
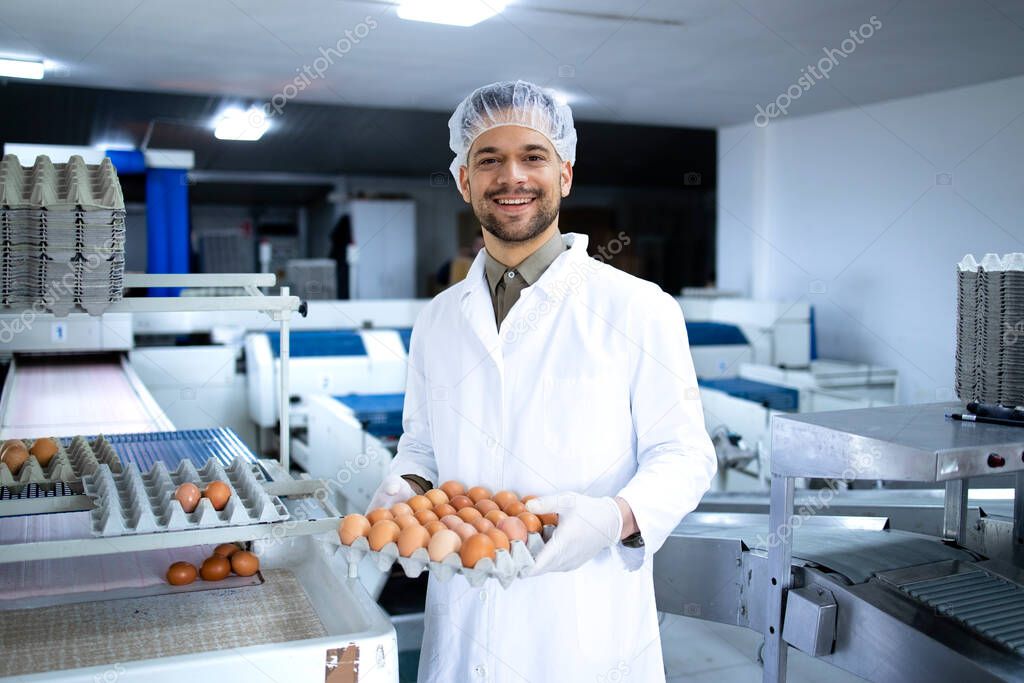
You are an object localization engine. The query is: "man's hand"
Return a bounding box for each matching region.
[366,474,416,514]
[522,492,623,575]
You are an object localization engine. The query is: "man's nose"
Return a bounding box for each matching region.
[497,159,528,186]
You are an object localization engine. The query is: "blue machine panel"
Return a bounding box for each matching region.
[698,377,799,412]
[686,321,749,346]
[397,327,413,352]
[267,329,367,358]
[334,393,405,438]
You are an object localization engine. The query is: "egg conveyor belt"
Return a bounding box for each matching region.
[82,457,289,537]
[337,530,550,589]
[0,435,121,491]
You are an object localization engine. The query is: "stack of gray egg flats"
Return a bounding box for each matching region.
[0,154,126,316]
[956,253,1024,406]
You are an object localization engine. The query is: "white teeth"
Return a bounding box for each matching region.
[496,198,533,205]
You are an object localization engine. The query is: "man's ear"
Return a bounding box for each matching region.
[559,160,573,197]
[458,166,472,203]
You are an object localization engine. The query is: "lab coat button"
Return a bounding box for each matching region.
[478,590,487,603]
[507,271,516,279]
[474,665,487,677]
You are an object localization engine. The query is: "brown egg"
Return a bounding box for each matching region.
[474,499,499,515]
[472,517,494,533]
[460,533,496,568]
[503,501,526,516]
[407,495,432,513]
[454,522,477,541]
[166,561,197,586]
[440,514,463,529]
[518,512,542,534]
[366,508,394,525]
[424,488,449,506]
[424,520,447,535]
[174,482,201,513]
[203,481,231,511]
[390,502,413,518]
[484,509,508,525]
[1,441,28,476]
[213,543,240,558]
[200,555,231,581]
[394,514,419,530]
[498,516,528,543]
[521,494,538,504]
[368,520,401,551]
[449,495,473,511]
[29,437,59,467]
[539,513,559,527]
[339,514,372,545]
[231,550,260,576]
[427,529,462,562]
[457,507,482,523]
[415,509,439,524]
[486,528,511,552]
[397,525,431,557]
[439,480,465,499]
[433,503,457,518]
[492,490,519,510]
[467,486,492,503]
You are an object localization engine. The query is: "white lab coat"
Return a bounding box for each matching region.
[391,233,716,683]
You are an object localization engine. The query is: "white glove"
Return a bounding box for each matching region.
[523,492,623,575]
[366,474,415,514]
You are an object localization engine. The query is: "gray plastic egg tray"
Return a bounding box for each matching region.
[82,457,289,537]
[337,529,550,589]
[0,435,122,491]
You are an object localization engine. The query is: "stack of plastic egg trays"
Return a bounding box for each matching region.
[0,154,126,316]
[83,457,289,536]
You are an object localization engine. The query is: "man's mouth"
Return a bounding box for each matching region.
[491,195,536,212]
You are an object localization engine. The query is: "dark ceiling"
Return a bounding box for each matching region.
[0,81,715,190]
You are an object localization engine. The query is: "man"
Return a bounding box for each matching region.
[369,80,716,683]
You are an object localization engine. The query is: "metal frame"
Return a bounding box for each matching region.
[117,273,301,471]
[765,402,1024,682]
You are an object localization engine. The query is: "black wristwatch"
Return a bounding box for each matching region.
[401,474,433,495]
[622,531,645,548]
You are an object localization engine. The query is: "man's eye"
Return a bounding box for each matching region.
[527,155,545,162]
[479,158,498,166]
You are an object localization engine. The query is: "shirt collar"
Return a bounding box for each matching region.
[483,230,566,293]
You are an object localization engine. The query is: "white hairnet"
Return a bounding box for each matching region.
[448,80,577,182]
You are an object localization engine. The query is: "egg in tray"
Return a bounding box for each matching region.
[0,435,122,489]
[82,456,289,536]
[337,480,556,588]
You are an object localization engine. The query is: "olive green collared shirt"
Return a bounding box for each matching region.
[483,231,566,327]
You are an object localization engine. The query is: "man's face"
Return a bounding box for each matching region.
[458,124,573,243]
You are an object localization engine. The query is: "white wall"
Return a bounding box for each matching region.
[717,75,1024,404]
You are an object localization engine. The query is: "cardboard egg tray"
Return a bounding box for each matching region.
[0,435,122,491]
[82,457,289,537]
[337,529,551,589]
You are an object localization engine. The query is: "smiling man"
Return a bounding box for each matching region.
[368,80,716,682]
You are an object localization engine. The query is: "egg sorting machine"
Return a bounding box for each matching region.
[0,274,401,682]
[656,402,1024,683]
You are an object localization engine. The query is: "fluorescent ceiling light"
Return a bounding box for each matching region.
[213,106,269,141]
[397,0,508,27]
[0,58,44,80]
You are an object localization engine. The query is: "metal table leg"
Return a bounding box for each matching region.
[943,479,968,543]
[1014,472,1024,568]
[764,474,794,683]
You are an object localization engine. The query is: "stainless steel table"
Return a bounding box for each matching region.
[764,402,1024,683]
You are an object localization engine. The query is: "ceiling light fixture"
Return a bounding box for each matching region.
[0,58,44,80]
[213,106,270,141]
[397,0,508,27]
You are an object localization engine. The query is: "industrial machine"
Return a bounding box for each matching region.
[0,274,401,681]
[658,403,1024,682]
